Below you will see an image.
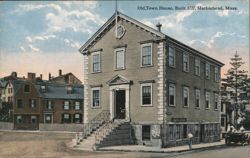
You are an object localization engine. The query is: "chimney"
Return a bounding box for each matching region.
[40,74,43,80]
[156,22,162,32]
[49,73,51,80]
[11,72,17,78]
[27,72,36,81]
[59,69,62,76]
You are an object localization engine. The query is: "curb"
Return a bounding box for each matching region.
[98,144,227,153]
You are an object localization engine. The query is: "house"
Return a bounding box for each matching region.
[0,71,84,131]
[37,82,84,124]
[79,11,224,148]
[49,69,82,85]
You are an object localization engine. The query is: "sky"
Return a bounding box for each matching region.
[0,0,249,82]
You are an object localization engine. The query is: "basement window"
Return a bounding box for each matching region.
[142,125,151,141]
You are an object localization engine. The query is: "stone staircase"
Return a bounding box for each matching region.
[74,111,133,151]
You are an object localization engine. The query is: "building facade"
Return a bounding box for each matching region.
[79,12,224,147]
[0,72,84,130]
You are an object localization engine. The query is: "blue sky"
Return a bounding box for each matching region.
[0,0,249,81]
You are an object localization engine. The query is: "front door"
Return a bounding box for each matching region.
[115,90,126,119]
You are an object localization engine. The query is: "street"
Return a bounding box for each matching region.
[0,131,249,158]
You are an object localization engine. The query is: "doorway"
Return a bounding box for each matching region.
[115,90,126,119]
[200,124,205,143]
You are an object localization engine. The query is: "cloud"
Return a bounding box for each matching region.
[25,35,56,43]
[217,10,229,17]
[20,46,25,52]
[64,38,81,49]
[28,44,40,52]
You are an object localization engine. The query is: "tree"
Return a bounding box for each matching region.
[222,52,248,128]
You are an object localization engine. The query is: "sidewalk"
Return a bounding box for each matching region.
[99,140,226,153]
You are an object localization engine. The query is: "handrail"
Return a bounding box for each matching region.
[83,110,110,137]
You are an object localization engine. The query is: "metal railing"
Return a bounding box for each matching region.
[83,110,110,138]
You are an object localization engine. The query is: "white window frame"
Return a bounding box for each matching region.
[64,101,69,110]
[205,63,210,79]
[169,84,176,106]
[183,86,189,107]
[168,46,175,67]
[140,83,153,107]
[92,51,101,73]
[141,43,153,67]
[30,99,36,108]
[75,101,80,110]
[31,116,37,124]
[47,100,53,110]
[17,115,22,123]
[214,93,219,110]
[214,66,219,82]
[205,91,210,109]
[183,53,189,72]
[195,58,200,76]
[91,87,101,108]
[195,89,200,108]
[114,47,125,70]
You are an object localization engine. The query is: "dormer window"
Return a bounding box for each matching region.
[67,86,73,94]
[41,85,46,92]
[24,84,30,93]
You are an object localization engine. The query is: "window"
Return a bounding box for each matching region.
[168,46,175,67]
[169,125,174,140]
[205,63,210,79]
[142,125,151,140]
[183,125,188,138]
[214,66,219,82]
[30,99,36,108]
[205,91,210,109]
[195,89,200,108]
[183,53,189,72]
[183,87,189,107]
[92,52,101,73]
[221,103,225,112]
[176,125,181,140]
[169,84,175,106]
[221,117,225,127]
[62,114,71,123]
[92,88,100,108]
[64,101,70,110]
[195,59,200,76]
[24,84,30,92]
[214,93,219,110]
[47,100,53,110]
[74,114,81,123]
[17,116,22,123]
[67,86,73,94]
[17,99,23,108]
[115,48,125,69]
[141,43,152,66]
[141,83,152,106]
[75,101,81,110]
[41,85,46,92]
[194,124,199,137]
[45,115,51,121]
[31,116,37,124]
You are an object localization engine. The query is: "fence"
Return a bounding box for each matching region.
[39,123,84,132]
[0,122,13,130]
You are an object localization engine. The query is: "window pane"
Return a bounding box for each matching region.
[169,85,175,106]
[93,90,100,107]
[93,54,100,72]
[142,46,152,66]
[169,47,174,66]
[142,86,151,105]
[142,125,151,140]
